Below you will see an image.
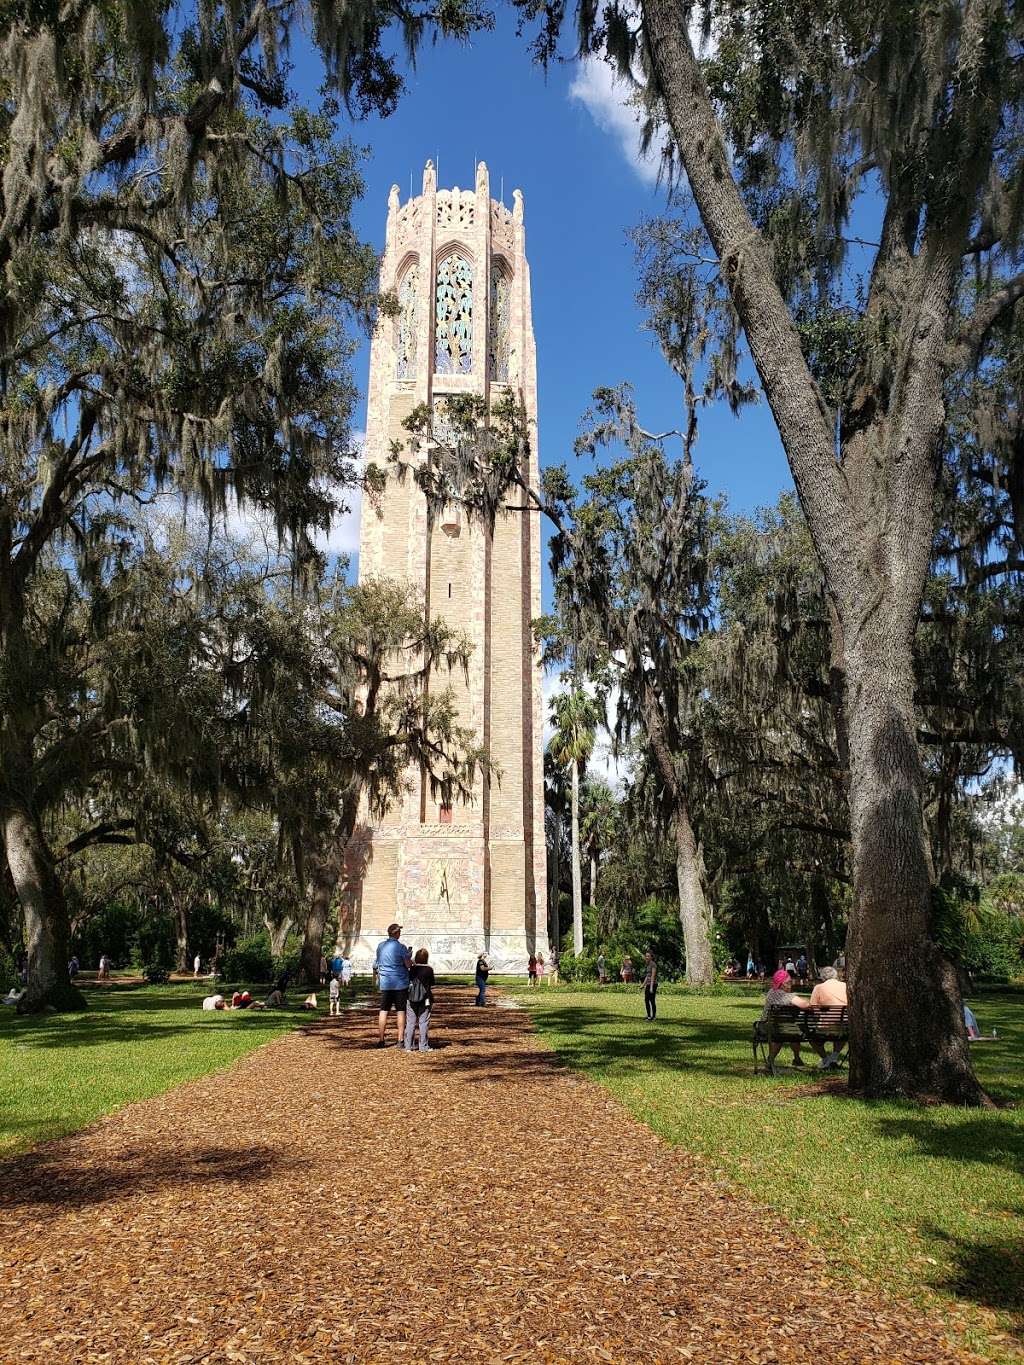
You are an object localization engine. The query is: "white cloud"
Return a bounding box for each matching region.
[543,667,631,791]
[569,22,716,186]
[569,58,660,187]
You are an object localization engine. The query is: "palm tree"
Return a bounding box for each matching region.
[549,688,601,956]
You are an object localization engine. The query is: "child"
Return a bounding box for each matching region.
[405,948,436,1051]
[340,954,353,990]
[527,954,537,988]
[329,974,341,1016]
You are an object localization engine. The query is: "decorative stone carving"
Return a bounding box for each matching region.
[490,202,514,255]
[436,188,475,230]
[395,261,419,379]
[435,252,473,375]
[489,260,511,383]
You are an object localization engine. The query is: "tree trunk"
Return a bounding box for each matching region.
[4,805,81,1011]
[571,761,583,956]
[174,898,189,974]
[674,800,715,986]
[265,913,293,959]
[299,793,360,984]
[549,816,561,950]
[843,636,985,1104]
[299,862,336,986]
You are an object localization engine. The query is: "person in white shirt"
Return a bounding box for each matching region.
[193,953,201,978]
[329,975,341,1015]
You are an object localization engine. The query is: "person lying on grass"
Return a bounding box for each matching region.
[760,969,844,1070]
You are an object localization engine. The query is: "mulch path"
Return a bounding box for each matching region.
[0,988,981,1363]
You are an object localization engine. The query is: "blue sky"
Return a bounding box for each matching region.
[287,14,792,602]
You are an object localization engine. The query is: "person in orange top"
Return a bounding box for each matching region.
[809,966,848,1008]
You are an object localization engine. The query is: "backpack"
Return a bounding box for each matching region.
[408,971,429,1010]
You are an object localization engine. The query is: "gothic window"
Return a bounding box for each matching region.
[489,261,511,383]
[435,252,473,375]
[395,261,418,379]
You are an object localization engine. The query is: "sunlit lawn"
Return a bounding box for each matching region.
[518,983,1024,1360]
[0,979,343,1157]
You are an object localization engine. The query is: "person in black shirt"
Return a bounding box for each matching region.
[404,948,436,1051]
[474,953,490,1006]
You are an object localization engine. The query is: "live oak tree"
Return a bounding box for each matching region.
[243,575,484,984]
[509,0,1024,1101]
[0,0,488,1007]
[545,388,719,985]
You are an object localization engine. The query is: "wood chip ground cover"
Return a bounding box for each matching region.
[0,989,991,1362]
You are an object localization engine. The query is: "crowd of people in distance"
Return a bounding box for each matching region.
[526,951,559,986]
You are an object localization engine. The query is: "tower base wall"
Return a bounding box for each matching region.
[340,826,539,973]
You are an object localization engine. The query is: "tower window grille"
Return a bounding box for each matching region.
[435,252,473,374]
[489,262,511,383]
[395,262,419,378]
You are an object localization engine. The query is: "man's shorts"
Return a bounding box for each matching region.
[379,987,409,1011]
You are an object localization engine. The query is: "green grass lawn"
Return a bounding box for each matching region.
[518,983,1024,1360]
[0,980,330,1157]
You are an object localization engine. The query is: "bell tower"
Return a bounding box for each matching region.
[343,160,546,973]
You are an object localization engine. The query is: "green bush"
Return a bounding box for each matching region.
[931,877,1024,981]
[962,909,1024,981]
[272,946,301,982]
[142,962,170,984]
[560,896,686,982]
[219,932,274,984]
[0,943,18,991]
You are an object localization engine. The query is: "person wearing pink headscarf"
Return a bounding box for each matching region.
[760,968,812,1067]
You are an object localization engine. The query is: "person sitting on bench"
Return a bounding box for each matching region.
[809,965,847,1007]
[762,969,845,1069]
[761,969,811,1067]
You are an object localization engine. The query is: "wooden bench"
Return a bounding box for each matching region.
[753,1005,849,1076]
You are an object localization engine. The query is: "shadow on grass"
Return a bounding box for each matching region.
[922,1218,1024,1339]
[523,1002,759,1084]
[873,1114,1024,1175]
[0,1142,288,1212]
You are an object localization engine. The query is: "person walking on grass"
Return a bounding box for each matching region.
[474,952,490,1006]
[374,923,412,1047]
[642,951,658,1020]
[535,951,545,986]
[193,952,201,979]
[340,953,353,992]
[329,974,341,1016]
[597,950,607,985]
[405,948,436,1051]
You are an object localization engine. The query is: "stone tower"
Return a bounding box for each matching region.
[342,160,546,973]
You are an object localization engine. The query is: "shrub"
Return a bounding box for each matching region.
[0,943,18,991]
[272,946,302,982]
[932,877,1024,981]
[559,896,686,982]
[142,962,170,984]
[219,932,274,984]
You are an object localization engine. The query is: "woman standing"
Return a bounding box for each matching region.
[474,953,490,1006]
[642,951,658,1020]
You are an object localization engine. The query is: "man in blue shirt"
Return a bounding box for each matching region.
[374,922,412,1048]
